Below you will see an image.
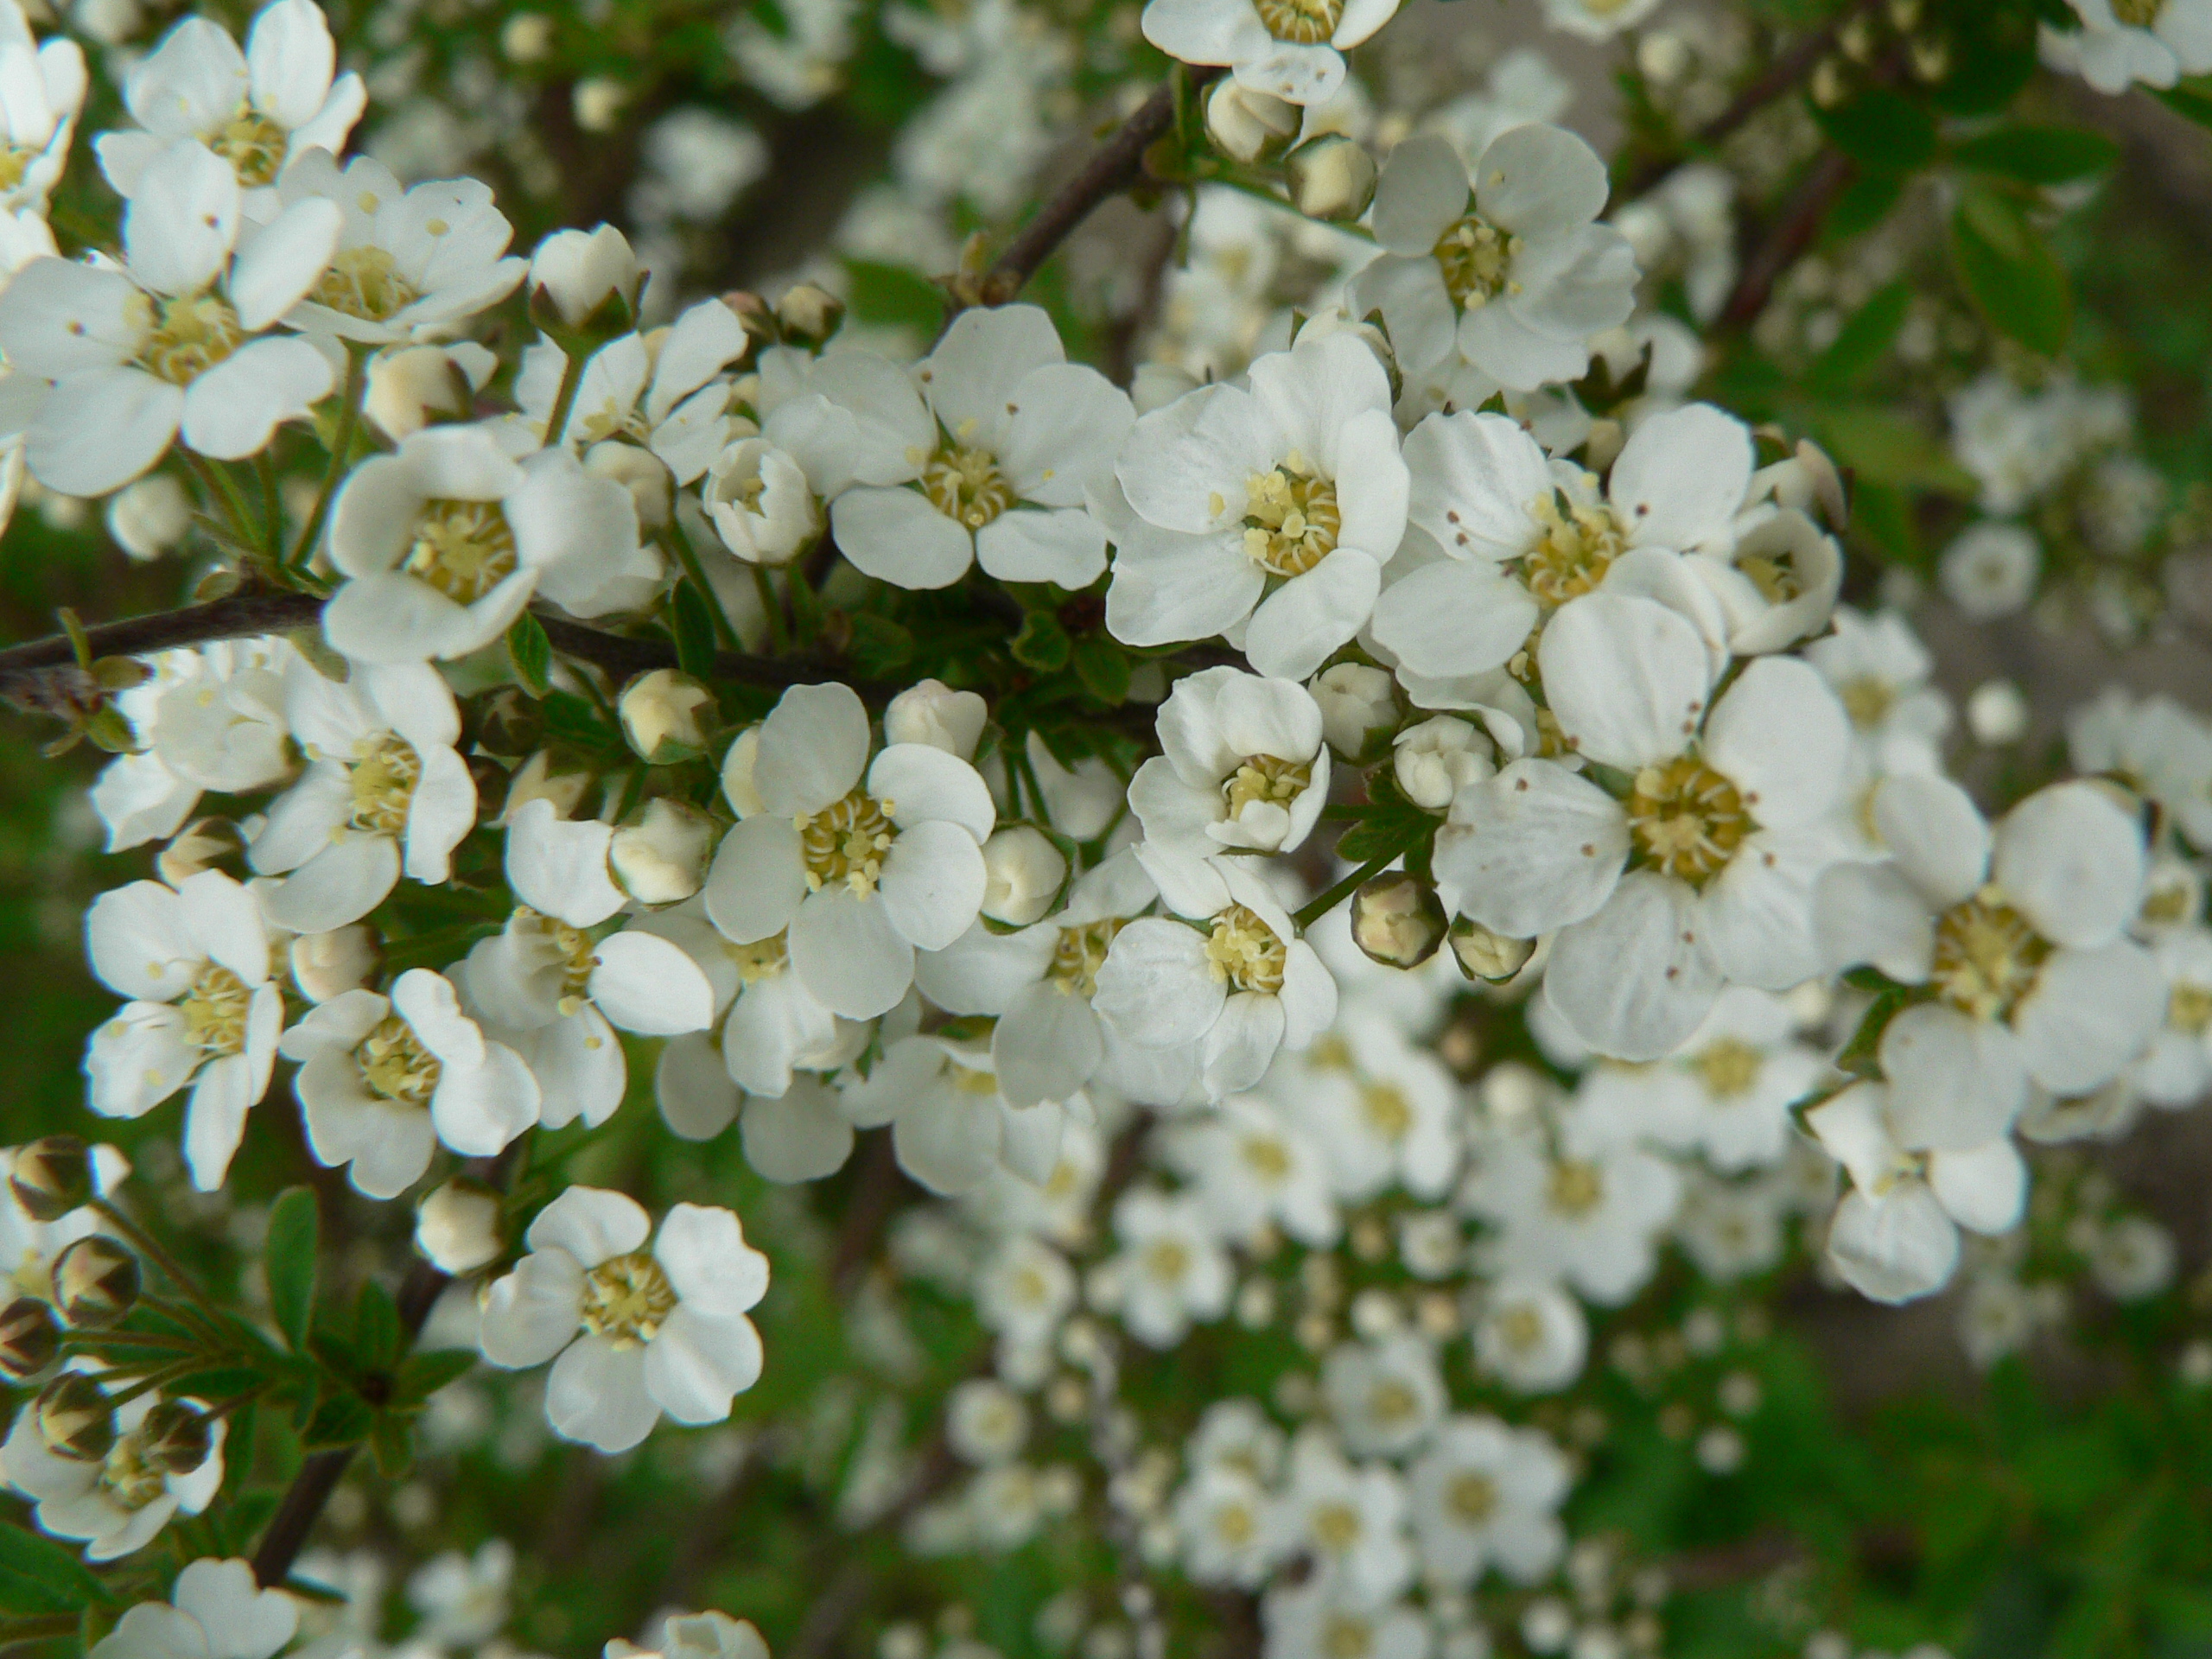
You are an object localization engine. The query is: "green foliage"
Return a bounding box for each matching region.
[1951,186,2074,356]
[264,1187,319,1353]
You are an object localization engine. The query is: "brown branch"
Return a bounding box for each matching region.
[1719,149,1857,329]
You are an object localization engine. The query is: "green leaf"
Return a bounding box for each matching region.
[1808,281,1911,391]
[1826,172,1904,242]
[0,1523,118,1611]
[1836,987,1910,1078]
[541,690,615,750]
[279,1575,352,1607]
[1815,89,1935,174]
[1010,612,1070,672]
[671,581,718,680]
[265,1185,318,1352]
[353,1279,402,1372]
[1951,124,2119,185]
[392,1349,478,1405]
[1817,407,1976,495]
[845,613,914,677]
[2155,81,2212,129]
[370,1410,416,1480]
[1949,187,2071,355]
[505,612,552,698]
[302,1391,375,1449]
[1333,796,1434,865]
[1071,636,1130,705]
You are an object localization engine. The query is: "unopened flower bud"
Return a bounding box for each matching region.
[529,223,641,333]
[292,925,382,1004]
[775,283,845,348]
[1449,917,1535,982]
[0,1297,59,1379]
[1205,79,1300,165]
[1392,715,1493,810]
[52,1236,138,1329]
[721,725,764,816]
[611,798,715,905]
[1285,136,1376,222]
[156,817,246,887]
[416,1179,505,1274]
[35,1372,114,1462]
[1311,663,1397,761]
[105,474,193,562]
[572,75,626,133]
[585,438,673,530]
[1351,873,1448,969]
[498,750,593,826]
[980,826,1068,927]
[136,1399,213,1475]
[364,344,480,442]
[10,1135,94,1222]
[620,669,715,765]
[884,678,987,760]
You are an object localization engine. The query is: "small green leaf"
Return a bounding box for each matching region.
[302,1391,375,1449]
[0,1523,118,1611]
[846,613,914,677]
[1808,281,1911,391]
[1951,124,2119,185]
[505,612,552,698]
[280,1575,353,1607]
[541,690,615,750]
[1011,612,1071,671]
[1333,791,1435,866]
[353,1280,402,1372]
[2155,81,2212,129]
[1950,187,2071,355]
[1826,172,1904,242]
[1071,637,1130,705]
[264,1186,318,1352]
[1815,89,1935,174]
[671,581,719,680]
[370,1410,416,1479]
[1817,407,1976,495]
[1837,987,1910,1078]
[392,1349,478,1404]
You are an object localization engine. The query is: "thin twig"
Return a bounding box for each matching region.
[1719,149,1857,328]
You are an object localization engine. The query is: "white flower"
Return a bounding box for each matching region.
[1540,0,1664,38]
[1322,1332,1445,1458]
[1462,1128,1682,1304]
[1286,1012,1461,1202]
[527,223,639,328]
[0,141,339,496]
[1191,1397,1287,1483]
[702,434,822,565]
[2066,687,2212,848]
[1806,1081,2025,1304]
[978,826,1066,927]
[946,1378,1027,1465]
[1675,1171,1789,1281]
[1372,402,1754,689]
[1174,1464,1285,1588]
[975,1234,1076,1350]
[704,681,994,1020]
[1129,666,1331,857]
[84,871,281,1192]
[2044,0,2212,92]
[323,423,649,663]
[1471,1279,1586,1392]
[645,904,851,1109]
[841,1033,1077,1195]
[1803,607,1951,770]
[246,656,475,934]
[1092,853,1337,1099]
[1393,714,1493,809]
[1815,776,2164,1143]
[1353,125,1636,389]
[617,1610,771,1659]
[91,638,295,854]
[94,0,365,201]
[479,1186,768,1453]
[883,678,987,760]
[279,970,539,1198]
[0,2,86,214]
[1108,1187,1231,1346]
[1140,0,1400,105]
[1261,1581,1429,1659]
[1278,1428,1413,1604]
[518,297,753,487]
[1408,1415,1569,1586]
[1311,660,1398,759]
[276,150,526,343]
[1108,329,1408,679]
[1439,592,1851,1059]
[405,1539,512,1649]
[1939,522,2039,620]
[2135,928,2212,1105]
[3,1388,226,1560]
[825,304,1132,590]
[89,1558,297,1659]
[1167,1094,1338,1247]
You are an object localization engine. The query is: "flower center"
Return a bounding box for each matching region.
[1448,1471,1498,1522]
[1205,904,1288,995]
[727,931,790,982]
[1547,1158,1605,1216]
[1223,753,1313,817]
[354,1015,442,1106]
[209,105,290,187]
[1930,893,2050,1022]
[406,499,520,604]
[1310,1501,1362,1551]
[1838,677,1895,729]
[179,963,251,1057]
[1627,757,1754,888]
[1254,0,1342,42]
[798,790,898,896]
[1051,918,1122,998]
[1242,457,1341,577]
[1241,1134,1292,1179]
[1142,1236,1191,1284]
[1359,1082,1413,1141]
[2113,0,2163,23]
[98,1430,167,1512]
[312,245,421,322]
[1433,214,1519,307]
[2171,982,2212,1035]
[923,443,1016,531]
[139,293,244,386]
[1522,492,1629,607]
[1214,1501,1257,1545]
[1692,1037,1762,1101]
[348,736,422,835]
[0,146,35,193]
[548,917,599,1014]
[1497,1306,1544,1352]
[1323,1619,1374,1659]
[1368,1378,1421,1425]
[580,1250,677,1347]
[1738,550,1808,605]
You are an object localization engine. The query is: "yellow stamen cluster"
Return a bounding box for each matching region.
[312,245,420,322]
[1255,0,1343,41]
[1521,491,1629,607]
[1930,893,2049,1022]
[579,1250,677,1347]
[209,105,289,187]
[348,736,422,836]
[2113,0,2163,23]
[98,1430,167,1511]
[727,931,791,982]
[1627,757,1753,888]
[1050,918,1122,998]
[1547,1158,1605,1217]
[179,963,251,1057]
[1205,904,1288,995]
[407,499,520,604]
[2170,982,2212,1035]
[355,1015,441,1107]
[139,293,244,386]
[1224,753,1313,817]
[1447,1471,1499,1522]
[1433,214,1519,307]
[1359,1082,1414,1141]
[1243,456,1341,577]
[1838,677,1895,730]
[798,790,899,896]
[923,443,1016,530]
[1691,1037,1762,1101]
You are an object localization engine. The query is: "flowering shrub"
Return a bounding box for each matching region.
[0,0,2209,1655]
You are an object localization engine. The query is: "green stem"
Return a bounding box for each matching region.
[1293,847,1402,931]
[542,342,591,450]
[662,517,740,650]
[94,1201,234,1332]
[101,1357,205,1410]
[181,453,260,563]
[289,344,366,572]
[257,454,284,565]
[750,563,786,654]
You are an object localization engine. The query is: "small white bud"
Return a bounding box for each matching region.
[529,223,641,330]
[415,1179,504,1274]
[1284,136,1376,222]
[619,668,715,765]
[610,798,716,905]
[1966,678,2029,746]
[364,344,488,442]
[105,474,192,562]
[156,817,244,886]
[500,11,551,59]
[291,925,382,1004]
[1204,79,1300,165]
[980,826,1066,926]
[884,678,987,760]
[585,439,672,530]
[774,283,845,347]
[1310,662,1397,760]
[721,724,764,817]
[572,76,626,133]
[497,749,594,826]
[703,436,820,565]
[1393,715,1492,810]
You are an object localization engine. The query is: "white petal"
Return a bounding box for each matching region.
[181,335,334,460]
[830,486,974,589]
[26,367,181,495]
[994,981,1104,1109]
[1825,1186,1958,1304]
[1370,558,1537,678]
[1244,549,1380,681]
[1370,134,1470,256]
[755,681,871,817]
[1538,591,1708,770]
[788,887,915,1018]
[869,742,995,843]
[263,833,399,934]
[1092,917,1225,1048]
[1433,758,1625,936]
[1872,774,1990,911]
[2012,940,2164,1095]
[547,1334,658,1452]
[505,798,624,928]
[525,1183,650,1265]
[1701,658,1847,828]
[654,1202,769,1316]
[123,140,238,296]
[875,818,988,950]
[1992,781,2145,950]
[1542,873,1721,1061]
[644,1306,761,1424]
[976,505,1108,587]
[479,1249,584,1367]
[1607,403,1752,553]
[1878,1001,2024,1149]
[1472,123,1609,236]
[229,197,340,329]
[1927,1140,2026,1236]
[703,816,806,945]
[1402,409,1552,562]
[739,1077,855,1180]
